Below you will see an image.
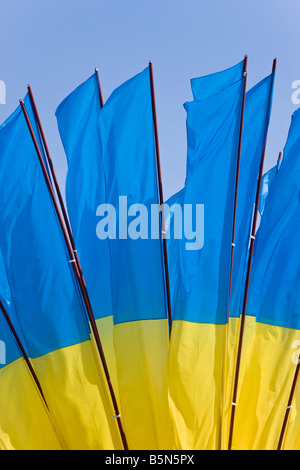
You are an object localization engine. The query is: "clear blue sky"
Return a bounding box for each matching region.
[0,0,299,200]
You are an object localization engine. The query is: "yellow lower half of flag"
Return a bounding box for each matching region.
[113,318,172,450]
[222,316,300,450]
[0,357,62,450]
[168,320,227,450]
[31,338,123,450]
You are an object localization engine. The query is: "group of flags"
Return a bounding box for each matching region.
[0,55,300,451]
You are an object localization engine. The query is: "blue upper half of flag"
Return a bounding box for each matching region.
[258,155,281,217]
[191,59,244,101]
[165,187,185,313]
[173,78,245,324]
[0,95,91,358]
[97,67,167,324]
[56,73,113,321]
[229,72,275,318]
[247,108,300,330]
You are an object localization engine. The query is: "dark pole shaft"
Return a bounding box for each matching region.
[149,61,173,335]
[20,99,128,451]
[227,58,277,451]
[277,360,300,450]
[0,299,47,406]
[95,68,105,108]
[228,55,248,317]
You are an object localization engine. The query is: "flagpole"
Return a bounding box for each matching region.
[277,360,300,450]
[20,99,129,451]
[95,68,104,108]
[149,61,173,335]
[227,58,277,450]
[228,55,248,316]
[0,298,47,406]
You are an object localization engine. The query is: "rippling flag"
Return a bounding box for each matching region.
[228,73,275,320]
[0,248,62,450]
[191,59,244,101]
[258,153,282,217]
[168,65,245,450]
[220,71,275,446]
[229,108,300,450]
[0,96,122,450]
[56,72,119,402]
[97,67,171,450]
[165,187,185,312]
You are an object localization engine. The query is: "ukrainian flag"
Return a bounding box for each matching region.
[0,250,62,450]
[96,67,171,450]
[168,64,245,450]
[0,97,122,450]
[227,108,300,450]
[56,72,119,406]
[221,71,275,448]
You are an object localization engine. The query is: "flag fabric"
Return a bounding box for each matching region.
[228,73,275,320]
[0,249,62,450]
[0,58,295,451]
[191,59,244,101]
[165,187,185,312]
[25,92,52,180]
[221,72,275,446]
[258,153,282,217]
[168,67,245,450]
[96,67,171,450]
[229,108,300,450]
[55,72,119,403]
[0,96,122,450]
[0,312,63,450]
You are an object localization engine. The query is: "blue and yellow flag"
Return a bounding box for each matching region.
[222,72,275,447]
[0,249,62,450]
[56,72,119,403]
[96,67,171,450]
[228,108,300,450]
[168,66,245,450]
[0,97,122,450]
